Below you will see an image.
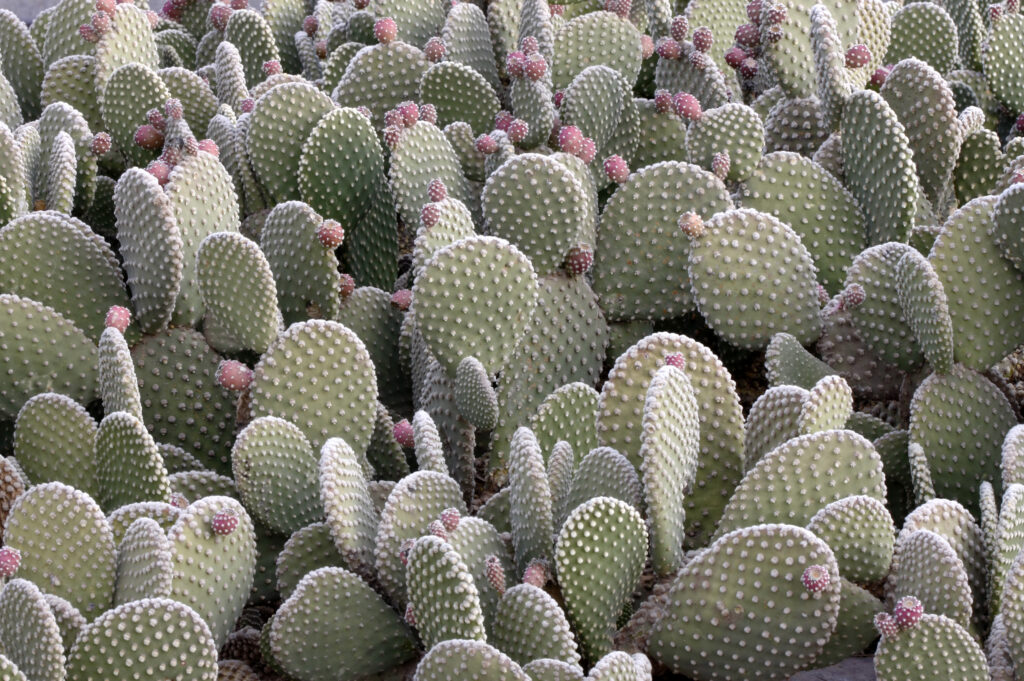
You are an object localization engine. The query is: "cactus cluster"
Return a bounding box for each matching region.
[0,0,1022,678]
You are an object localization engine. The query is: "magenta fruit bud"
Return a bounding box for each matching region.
[211,509,239,535]
[393,419,414,448]
[0,547,21,578]
[374,17,397,43]
[603,155,629,183]
[565,243,594,276]
[390,289,413,311]
[316,219,344,249]
[216,360,253,391]
[105,305,131,332]
[801,564,830,593]
[673,92,702,121]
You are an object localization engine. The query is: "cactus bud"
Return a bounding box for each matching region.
[262,60,282,76]
[739,57,759,79]
[427,179,447,202]
[654,89,674,113]
[439,508,461,532]
[577,137,596,163]
[211,509,239,535]
[398,101,419,127]
[146,160,172,185]
[655,37,682,60]
[419,103,437,124]
[239,98,255,113]
[640,34,655,59]
[735,23,760,47]
[893,596,923,629]
[665,353,686,369]
[374,17,398,44]
[394,419,414,448]
[801,564,830,593]
[338,273,356,299]
[316,219,344,249]
[404,602,417,626]
[725,46,747,69]
[216,360,253,391]
[673,92,702,121]
[603,155,630,183]
[524,54,547,81]
[91,10,111,34]
[521,36,539,55]
[841,282,866,308]
[302,15,318,36]
[169,492,189,509]
[90,132,112,156]
[79,24,99,42]
[135,124,164,150]
[874,612,900,637]
[712,151,730,180]
[475,134,498,154]
[494,110,514,131]
[678,212,705,238]
[565,243,594,276]
[390,289,413,311]
[0,547,20,578]
[485,555,506,595]
[844,44,871,68]
[209,3,231,30]
[604,0,631,18]
[383,125,403,150]
[692,26,713,52]
[105,305,131,332]
[522,559,549,587]
[507,118,529,144]
[427,519,449,540]
[506,51,527,78]
[425,37,446,62]
[670,15,689,42]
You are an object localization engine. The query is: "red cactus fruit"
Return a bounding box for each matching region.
[845,44,871,68]
[427,519,449,540]
[475,134,498,154]
[764,2,787,23]
[90,132,112,156]
[198,139,219,157]
[494,110,514,131]
[383,125,403,150]
[656,37,682,60]
[338,273,356,299]
[211,509,239,535]
[1015,113,1024,133]
[315,39,327,59]
[841,282,866,308]
[692,26,713,52]
[262,60,282,76]
[763,24,784,43]
[485,555,506,596]
[105,305,131,332]
[550,4,565,15]
[419,103,437,124]
[522,559,549,587]
[665,353,686,369]
[735,23,760,47]
[404,603,417,626]
[816,283,830,307]
[712,151,730,180]
[316,219,345,249]
[654,89,674,113]
[739,57,759,79]
[565,243,594,276]
[524,54,547,81]
[239,98,255,113]
[506,50,527,78]
[558,125,584,154]
[673,92,702,121]
[893,596,923,629]
[521,36,539,55]
[353,0,369,8]
[689,50,711,69]
[507,118,529,143]
[0,547,21,578]
[603,155,630,183]
[390,289,413,310]
[801,564,830,593]
[1012,171,1024,185]
[394,419,415,448]
[135,124,164,150]
[553,90,564,107]
[302,15,318,36]
[398,101,419,127]
[641,34,655,59]
[440,508,461,532]
[146,160,172,185]
[577,137,596,163]
[604,0,632,18]
[216,360,253,391]
[725,47,748,69]
[169,492,189,509]
[146,10,159,27]
[427,179,447,202]
[678,211,705,238]
[746,0,763,23]
[374,17,398,44]
[79,24,99,42]
[91,10,111,34]
[425,37,445,62]
[96,0,115,13]
[384,108,404,129]
[670,15,689,42]
[209,3,231,30]
[354,105,371,120]
[183,136,200,156]
[874,612,900,637]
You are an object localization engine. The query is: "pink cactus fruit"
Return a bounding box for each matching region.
[845,44,871,68]
[216,360,254,391]
[603,155,630,183]
[485,555,506,596]
[316,219,345,249]
[673,92,702,121]
[874,612,900,637]
[427,519,449,541]
[475,134,498,154]
[801,564,830,593]
[394,419,415,448]
[656,37,682,60]
[712,151,730,180]
[105,305,131,332]
[197,139,219,157]
[692,26,713,52]
[338,273,356,299]
[390,289,413,311]
[211,508,239,535]
[374,17,398,44]
[439,508,461,532]
[577,137,597,163]
[670,15,689,42]
[427,179,447,202]
[91,132,112,156]
[893,596,923,629]
[665,353,686,369]
[425,37,446,62]
[565,243,594,276]
[0,547,21,578]
[678,211,706,238]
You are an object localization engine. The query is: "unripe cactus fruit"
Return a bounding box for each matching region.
[135,125,164,150]
[506,51,527,78]
[96,0,115,13]
[384,109,404,128]
[262,60,282,76]
[712,151,730,180]
[197,139,219,157]
[494,110,513,131]
[1015,113,1024,133]
[425,37,446,62]
[427,519,449,540]
[565,243,594,275]
[735,23,760,47]
[148,108,166,131]
[604,155,630,183]
[765,2,787,23]
[508,118,529,143]
[654,89,674,113]
[439,508,461,532]
[893,596,923,629]
[845,44,872,68]
[209,3,231,29]
[558,125,584,154]
[398,101,419,127]
[670,15,689,41]
[427,179,448,202]
[524,54,547,81]
[475,134,498,154]
[383,125,403,150]
[170,492,189,508]
[764,24,783,43]
[390,289,413,311]
[240,98,255,113]
[146,160,172,185]
[577,137,596,163]
[689,51,711,69]
[303,15,318,36]
[725,47,747,69]
[230,0,247,9]
[419,104,436,123]
[316,220,345,248]
[740,58,759,79]
[875,612,900,637]
[394,419,415,448]
[521,36,539,55]
[485,555,506,595]
[605,0,631,18]
[105,305,131,332]
[665,353,686,369]
[656,38,682,60]
[801,564,830,593]
[673,92,702,121]
[374,17,398,44]
[421,202,442,227]
[522,559,548,587]
[641,35,655,59]
[216,360,254,391]
[692,26,713,52]
[338,273,356,299]
[211,508,240,535]
[353,0,369,7]
[678,212,705,237]
[869,66,890,88]
[0,547,21,578]
[91,132,112,156]
[841,282,866,308]
[747,0,763,23]
[316,40,327,59]
[91,11,111,34]
[550,3,564,14]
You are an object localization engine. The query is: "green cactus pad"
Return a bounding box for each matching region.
[374,470,467,606]
[0,578,65,681]
[954,128,1004,203]
[275,521,342,600]
[764,332,836,388]
[890,528,972,628]
[246,82,332,204]
[0,293,97,419]
[931,196,1024,370]
[98,327,143,420]
[112,168,183,334]
[131,327,235,474]
[65,598,219,681]
[880,59,960,207]
[106,501,180,544]
[875,614,987,681]
[993,184,1024,274]
[166,496,256,647]
[0,10,43,120]
[796,374,853,436]
[100,61,168,168]
[13,392,96,497]
[993,484,1024,614]
[598,332,743,546]
[419,61,500,135]
[93,4,158,95]
[3,481,116,618]
[763,97,830,157]
[983,13,1024,111]
[414,639,530,681]
[686,103,764,183]
[564,446,641,523]
[335,287,410,409]
[640,365,699,575]
[555,496,647,662]
[320,436,378,577]
[592,161,731,322]
[653,47,730,111]
[42,593,85,654]
[509,426,554,572]
[444,2,501,89]
[96,409,172,511]
[631,100,690,168]
[412,196,476,279]
[522,659,586,681]
[223,9,279,87]
[844,243,926,371]
[249,319,377,453]
[446,515,514,627]
[114,517,173,605]
[270,566,417,681]
[232,416,323,536]
[895,248,955,374]
[807,494,894,584]
[743,385,808,468]
[887,3,959,75]
[530,382,599,466]
[814,578,884,667]
[331,42,428,127]
[43,129,76,214]
[840,90,919,245]
[492,584,582,668]
[453,356,499,431]
[551,11,642,91]
[714,429,886,539]
[407,534,487,647]
[735,151,865,294]
[688,208,822,349]
[909,365,1015,515]
[197,231,281,354]
[647,524,841,681]
[389,120,471,229]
